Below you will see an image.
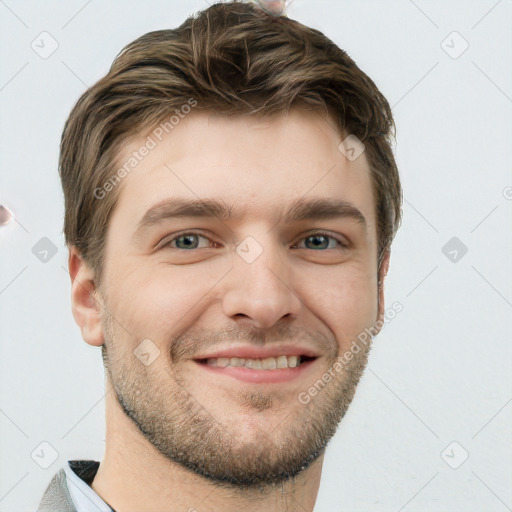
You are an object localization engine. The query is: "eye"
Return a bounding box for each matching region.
[292,232,348,251]
[157,231,348,252]
[159,232,215,250]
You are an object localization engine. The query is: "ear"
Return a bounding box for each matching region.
[374,249,391,335]
[68,246,105,347]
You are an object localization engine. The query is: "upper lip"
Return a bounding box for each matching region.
[194,345,320,360]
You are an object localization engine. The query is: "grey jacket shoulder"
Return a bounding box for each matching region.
[36,468,77,512]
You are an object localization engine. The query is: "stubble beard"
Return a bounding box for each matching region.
[100,311,372,492]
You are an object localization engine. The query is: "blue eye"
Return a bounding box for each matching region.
[162,233,212,250]
[294,233,346,250]
[159,231,347,251]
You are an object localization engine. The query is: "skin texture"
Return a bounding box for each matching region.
[69,108,390,512]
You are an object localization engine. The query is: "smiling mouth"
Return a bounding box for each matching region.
[196,355,317,370]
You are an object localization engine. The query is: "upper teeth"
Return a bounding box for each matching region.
[206,355,302,369]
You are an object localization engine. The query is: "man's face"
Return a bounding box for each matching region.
[97,108,384,488]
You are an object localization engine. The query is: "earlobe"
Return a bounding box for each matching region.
[68,246,105,347]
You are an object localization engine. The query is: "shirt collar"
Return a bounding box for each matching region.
[63,461,113,512]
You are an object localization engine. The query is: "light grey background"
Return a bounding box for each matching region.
[1,1,511,511]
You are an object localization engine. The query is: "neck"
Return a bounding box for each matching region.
[91,380,324,512]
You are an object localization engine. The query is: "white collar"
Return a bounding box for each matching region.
[63,462,113,512]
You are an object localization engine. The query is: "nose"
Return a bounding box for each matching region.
[221,242,302,329]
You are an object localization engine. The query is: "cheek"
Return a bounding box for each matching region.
[303,264,379,349]
[110,259,227,338]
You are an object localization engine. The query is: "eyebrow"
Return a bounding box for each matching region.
[133,197,367,236]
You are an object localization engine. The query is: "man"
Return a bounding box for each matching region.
[36,1,402,510]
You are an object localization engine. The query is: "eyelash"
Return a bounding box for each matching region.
[158,231,349,251]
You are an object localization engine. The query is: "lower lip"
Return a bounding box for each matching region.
[193,358,318,384]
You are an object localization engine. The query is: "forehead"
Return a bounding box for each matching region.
[109,108,376,232]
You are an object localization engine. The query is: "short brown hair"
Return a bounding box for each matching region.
[60,1,402,288]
